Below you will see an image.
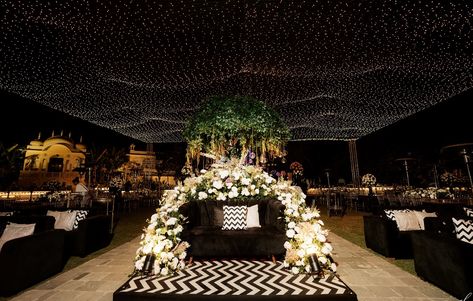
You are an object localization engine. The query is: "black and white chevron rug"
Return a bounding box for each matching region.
[114,260,357,301]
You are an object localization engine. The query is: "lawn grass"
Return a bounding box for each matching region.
[316,204,416,275]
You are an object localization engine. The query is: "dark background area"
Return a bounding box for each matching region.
[1,88,472,186]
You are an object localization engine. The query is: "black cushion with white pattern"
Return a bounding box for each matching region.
[452,217,473,245]
[68,210,89,230]
[464,207,473,218]
[384,209,411,221]
[222,206,247,230]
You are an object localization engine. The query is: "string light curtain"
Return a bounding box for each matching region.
[1,0,472,142]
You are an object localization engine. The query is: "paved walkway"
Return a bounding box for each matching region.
[11,233,457,301]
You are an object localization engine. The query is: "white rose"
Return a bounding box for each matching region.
[161,267,169,275]
[318,256,327,265]
[317,234,326,243]
[241,178,251,185]
[213,180,223,190]
[291,267,300,274]
[143,243,153,254]
[322,243,333,254]
[134,256,145,270]
[296,249,305,258]
[153,262,161,275]
[241,187,250,196]
[198,191,208,200]
[216,192,226,201]
[219,170,229,179]
[286,229,295,238]
[166,217,177,226]
[331,262,337,272]
[171,257,179,269]
[284,241,292,249]
[306,246,317,254]
[150,214,158,223]
[288,221,296,229]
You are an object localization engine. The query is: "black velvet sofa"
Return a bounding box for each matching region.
[411,216,473,300]
[179,199,286,259]
[363,204,469,258]
[64,214,113,257]
[4,207,113,258]
[0,215,65,296]
[363,214,420,258]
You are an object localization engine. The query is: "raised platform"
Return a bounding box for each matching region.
[114,260,357,301]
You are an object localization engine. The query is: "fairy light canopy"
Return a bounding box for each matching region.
[1,1,472,143]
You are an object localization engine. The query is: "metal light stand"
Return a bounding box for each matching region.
[461,148,473,194]
[110,194,115,234]
[403,160,410,187]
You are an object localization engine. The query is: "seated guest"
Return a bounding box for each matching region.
[72,177,88,196]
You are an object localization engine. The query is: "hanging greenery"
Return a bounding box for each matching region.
[183,96,290,165]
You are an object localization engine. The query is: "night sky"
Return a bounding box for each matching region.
[1,87,472,186]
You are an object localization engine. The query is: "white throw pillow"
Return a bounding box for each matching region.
[413,210,437,230]
[0,222,35,251]
[393,211,422,231]
[47,210,77,231]
[246,205,261,228]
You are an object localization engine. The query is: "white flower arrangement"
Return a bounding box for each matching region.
[134,159,335,276]
[361,173,376,186]
[109,176,124,189]
[403,187,453,199]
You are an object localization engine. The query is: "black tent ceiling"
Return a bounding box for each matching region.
[1,0,472,143]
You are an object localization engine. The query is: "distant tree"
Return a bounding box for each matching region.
[0,143,24,190]
[101,146,127,180]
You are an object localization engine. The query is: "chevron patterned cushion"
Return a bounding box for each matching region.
[452,217,473,245]
[222,206,247,230]
[384,209,410,221]
[69,210,89,229]
[464,207,473,217]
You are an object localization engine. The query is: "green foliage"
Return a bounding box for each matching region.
[183,96,290,162]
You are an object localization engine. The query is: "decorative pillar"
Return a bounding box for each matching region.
[348,140,360,187]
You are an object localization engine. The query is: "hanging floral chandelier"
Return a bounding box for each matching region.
[183,96,290,165]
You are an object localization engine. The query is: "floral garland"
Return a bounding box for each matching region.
[134,160,335,276]
[361,173,376,186]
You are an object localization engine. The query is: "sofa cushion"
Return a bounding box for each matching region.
[68,210,89,229]
[464,207,473,218]
[393,211,422,231]
[247,204,261,228]
[384,209,411,221]
[413,210,437,230]
[47,210,77,231]
[0,222,35,251]
[222,205,247,230]
[452,217,473,244]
